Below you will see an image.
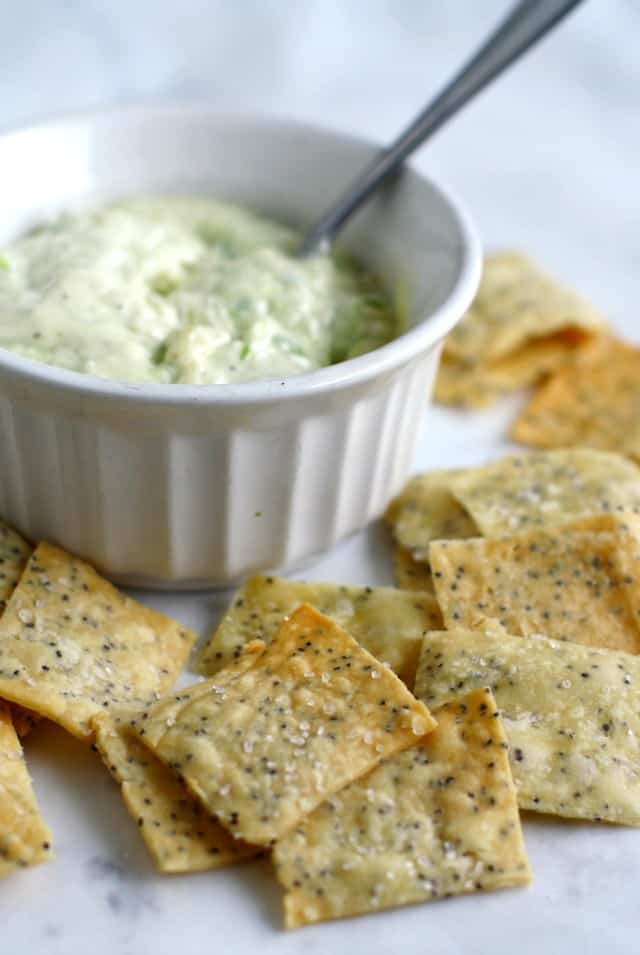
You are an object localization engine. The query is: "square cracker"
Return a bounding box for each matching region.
[384,469,478,561]
[453,449,640,537]
[430,514,640,654]
[513,336,640,462]
[194,576,442,688]
[273,688,531,928]
[0,701,52,876]
[139,604,436,846]
[92,708,259,873]
[435,252,604,407]
[416,628,640,824]
[0,520,31,614]
[391,545,434,594]
[0,543,196,740]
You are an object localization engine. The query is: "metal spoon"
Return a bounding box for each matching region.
[298,0,586,257]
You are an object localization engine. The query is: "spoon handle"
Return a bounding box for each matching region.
[298,0,585,256]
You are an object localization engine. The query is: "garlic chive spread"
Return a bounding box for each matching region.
[0,197,399,384]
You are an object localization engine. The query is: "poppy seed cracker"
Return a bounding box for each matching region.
[195,576,442,688]
[429,514,640,654]
[0,543,196,740]
[0,701,52,876]
[92,708,259,873]
[138,605,436,846]
[273,688,531,927]
[454,449,640,537]
[416,629,640,824]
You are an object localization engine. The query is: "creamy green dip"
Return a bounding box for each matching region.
[0,197,399,384]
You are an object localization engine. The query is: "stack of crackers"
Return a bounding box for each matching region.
[4,445,640,929]
[386,448,640,824]
[0,528,533,928]
[435,252,640,467]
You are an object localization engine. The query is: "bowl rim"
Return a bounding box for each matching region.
[0,104,482,406]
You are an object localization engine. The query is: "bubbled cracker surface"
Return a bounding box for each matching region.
[453,449,640,537]
[416,629,640,824]
[0,520,32,614]
[429,514,640,654]
[384,470,479,560]
[0,543,196,740]
[0,701,52,876]
[195,576,442,687]
[140,605,435,846]
[137,640,266,749]
[273,688,530,928]
[92,709,258,873]
[513,337,640,462]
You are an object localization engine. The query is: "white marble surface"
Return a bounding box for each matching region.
[2,1,640,953]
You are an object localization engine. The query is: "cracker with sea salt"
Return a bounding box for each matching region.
[273,688,530,927]
[430,514,640,654]
[416,629,640,824]
[136,640,267,750]
[513,336,640,462]
[384,469,478,561]
[0,701,52,876]
[434,252,604,407]
[453,449,640,537]
[92,708,259,873]
[0,543,196,740]
[139,604,435,846]
[195,576,442,687]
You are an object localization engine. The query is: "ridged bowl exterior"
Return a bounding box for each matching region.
[0,349,439,587]
[0,109,480,586]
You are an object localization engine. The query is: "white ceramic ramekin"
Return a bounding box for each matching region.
[0,106,481,587]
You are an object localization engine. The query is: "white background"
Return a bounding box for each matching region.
[2,2,640,953]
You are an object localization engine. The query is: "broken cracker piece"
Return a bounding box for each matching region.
[139,604,435,846]
[0,701,52,876]
[0,543,196,740]
[273,688,530,927]
[416,629,640,824]
[195,576,441,688]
